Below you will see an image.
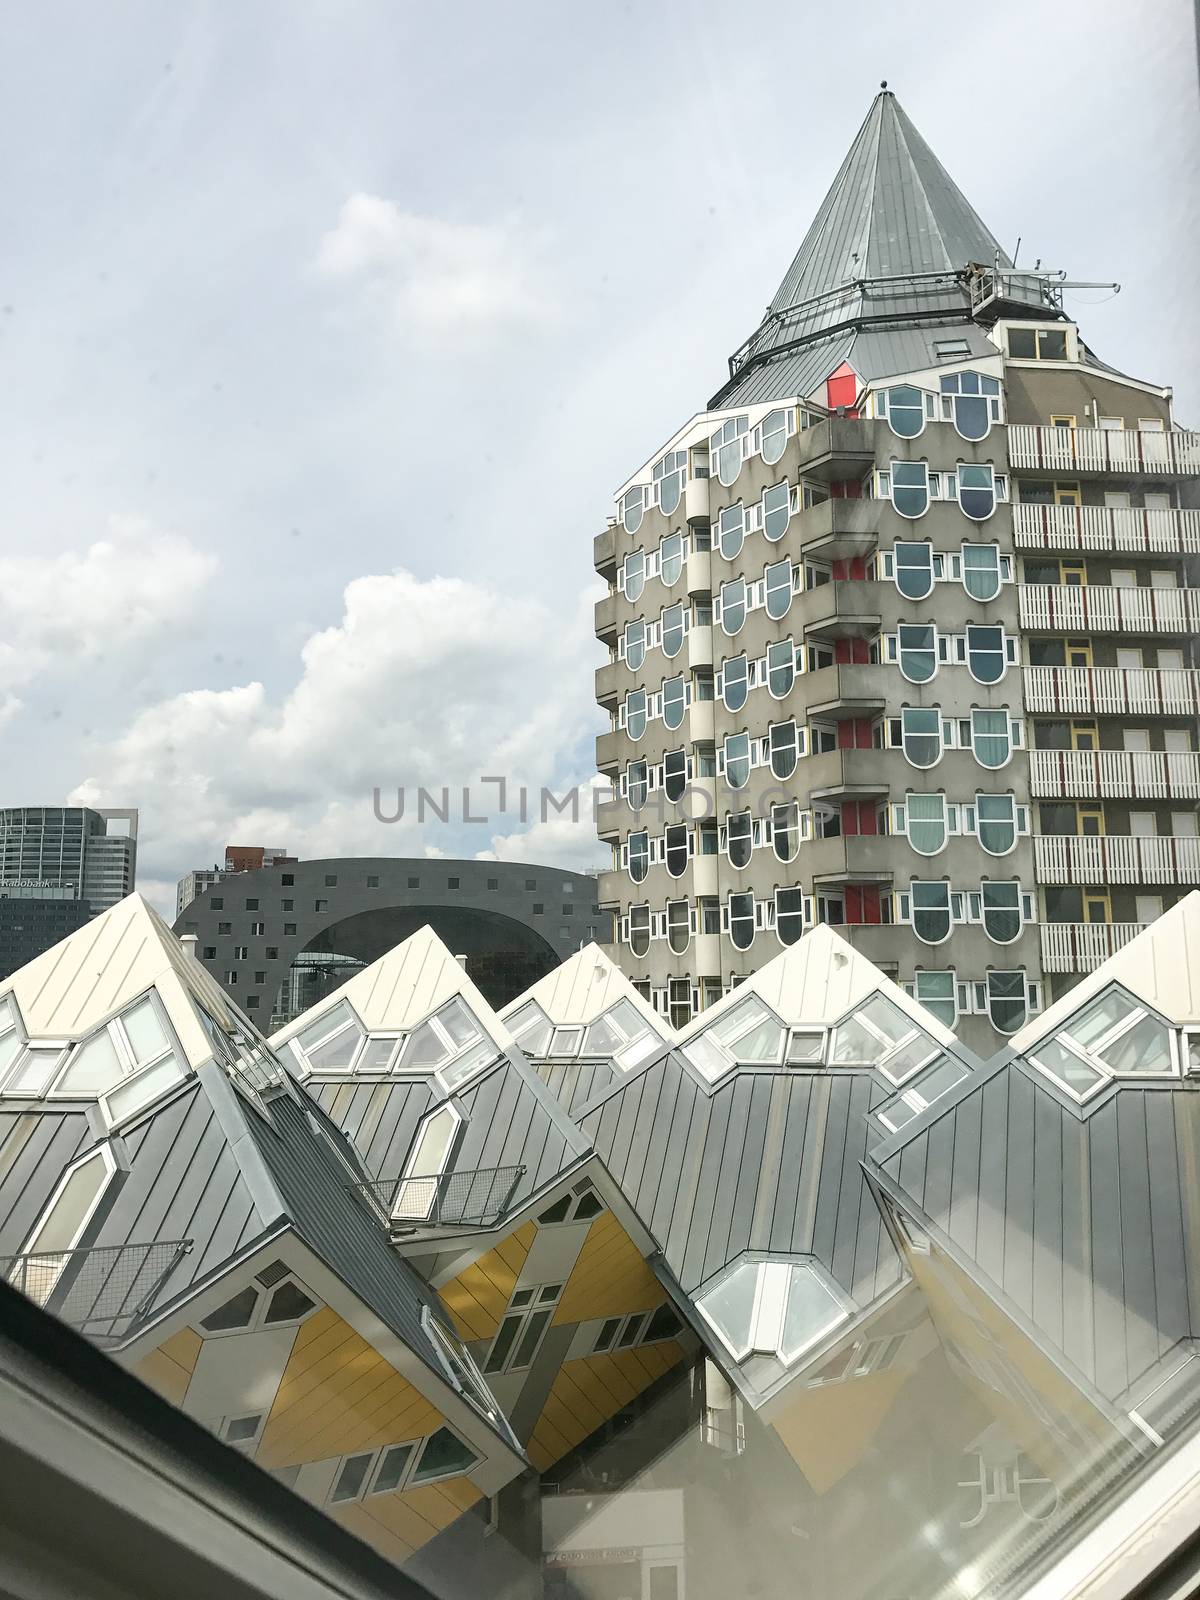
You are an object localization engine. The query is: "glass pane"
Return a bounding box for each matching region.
[201,1284,259,1332]
[296,1000,355,1053]
[265,1280,317,1323]
[356,1037,398,1073]
[372,1443,415,1495]
[56,1030,124,1096]
[733,1017,785,1063]
[331,1453,373,1502]
[413,1426,478,1483]
[409,1105,458,1175]
[1097,1012,1173,1075]
[120,999,170,1064]
[699,1261,759,1356]
[1033,1038,1107,1098]
[4,1047,60,1096]
[399,1021,451,1070]
[511,1308,552,1370]
[780,1266,846,1361]
[485,1314,523,1373]
[1068,989,1139,1051]
[309,1023,362,1071]
[29,1152,109,1253]
[104,1054,184,1123]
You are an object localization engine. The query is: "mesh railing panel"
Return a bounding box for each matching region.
[353,1166,525,1229]
[1,1238,192,1342]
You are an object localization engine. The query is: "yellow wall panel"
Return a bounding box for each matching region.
[439,1221,536,1341]
[133,1346,193,1406]
[553,1212,665,1326]
[160,1325,202,1375]
[771,1369,907,1494]
[256,1311,444,1471]
[526,1340,685,1471]
[330,1500,415,1568]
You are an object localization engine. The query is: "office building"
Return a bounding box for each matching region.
[0,806,137,915]
[593,89,1199,1047]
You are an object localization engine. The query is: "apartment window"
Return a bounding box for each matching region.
[902,707,943,769]
[903,794,947,856]
[217,921,232,935]
[246,996,260,1010]
[976,795,1019,855]
[366,875,380,888]
[625,689,647,740]
[894,541,934,600]
[983,881,1024,944]
[717,501,745,560]
[664,825,689,879]
[698,1258,847,1367]
[939,371,1002,440]
[962,543,1002,602]
[624,618,646,671]
[720,655,749,713]
[911,970,957,1028]
[764,559,792,620]
[830,994,938,1083]
[910,881,952,944]
[281,899,294,911]
[879,383,931,439]
[487,876,500,890]
[759,409,789,466]
[889,461,930,519]
[250,922,265,936]
[622,484,646,535]
[203,946,216,959]
[532,902,544,915]
[662,676,687,731]
[622,549,646,601]
[210,897,224,910]
[772,802,800,864]
[711,415,749,486]
[448,876,460,890]
[662,604,686,657]
[627,833,649,883]
[724,732,751,789]
[284,923,297,936]
[719,577,747,636]
[392,1103,463,1220]
[661,532,684,586]
[897,624,937,684]
[728,892,756,951]
[254,970,266,984]
[225,971,238,985]
[484,1284,564,1374]
[281,873,294,886]
[629,905,651,956]
[245,898,259,911]
[763,480,791,542]
[988,971,1030,1034]
[726,812,753,869]
[265,946,278,960]
[654,448,686,515]
[1008,326,1067,361]
[314,899,328,913]
[667,900,690,955]
[954,464,999,521]
[776,888,805,947]
[966,625,1008,685]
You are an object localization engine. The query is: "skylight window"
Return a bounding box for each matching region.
[697,1257,848,1370]
[876,1055,969,1133]
[682,996,787,1083]
[582,999,660,1069]
[829,994,939,1085]
[43,994,187,1126]
[1029,987,1178,1102]
[506,1000,553,1056]
[13,1143,117,1305]
[392,1102,463,1221]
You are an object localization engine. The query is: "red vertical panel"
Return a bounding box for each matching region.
[832,559,849,582]
[835,639,853,665]
[845,886,862,924]
[858,802,878,836]
[826,364,859,414]
[841,801,860,836]
[861,887,881,923]
[837,718,855,749]
[848,556,866,581]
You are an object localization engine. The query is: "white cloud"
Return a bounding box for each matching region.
[0,517,218,715]
[71,567,602,915]
[478,775,611,875]
[315,194,555,340]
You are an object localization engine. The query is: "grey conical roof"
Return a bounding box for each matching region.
[714,91,1010,406]
[769,90,1009,314]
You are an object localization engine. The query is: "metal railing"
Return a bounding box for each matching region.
[1018,583,1200,635]
[1009,425,1200,476]
[1040,923,1147,973]
[1034,835,1200,885]
[1013,503,1200,554]
[1,1238,192,1343]
[1022,666,1200,717]
[1029,748,1200,800]
[353,1166,525,1231]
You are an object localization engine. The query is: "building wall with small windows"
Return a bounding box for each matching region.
[174,858,608,1024]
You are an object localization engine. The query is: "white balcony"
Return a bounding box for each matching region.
[1013,502,1200,555]
[1009,425,1200,477]
[1034,834,1200,885]
[1030,748,1200,800]
[1023,665,1200,717]
[1040,922,1147,973]
[1018,583,1200,635]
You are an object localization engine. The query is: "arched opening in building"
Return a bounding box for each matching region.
[273,903,565,1023]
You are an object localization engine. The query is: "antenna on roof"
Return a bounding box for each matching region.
[1012,236,1021,267]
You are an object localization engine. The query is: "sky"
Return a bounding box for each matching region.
[0,0,1197,916]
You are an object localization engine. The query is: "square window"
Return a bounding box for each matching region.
[324,874,337,887]
[533,903,544,915]
[525,878,536,891]
[218,922,232,935]
[367,875,380,888]
[246,995,260,1009]
[203,946,216,959]
[315,899,328,912]
[448,877,460,889]
[487,877,499,890]
[561,905,572,917]
[281,874,294,887]
[266,946,278,959]
[281,899,294,912]
[211,897,224,910]
[284,923,297,936]
[245,898,259,911]
[408,876,420,889]
[254,971,266,984]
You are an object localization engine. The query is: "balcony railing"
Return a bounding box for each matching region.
[1013,502,1200,555]
[1030,748,1200,799]
[1040,922,1146,973]
[1034,834,1200,885]
[1023,665,1200,717]
[1018,583,1200,635]
[1,1239,192,1343]
[353,1166,525,1231]
[1009,425,1200,476]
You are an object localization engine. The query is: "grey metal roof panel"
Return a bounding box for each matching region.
[535,1059,622,1118]
[311,1078,435,1181]
[877,1067,1200,1406]
[849,322,997,382]
[580,1056,902,1304]
[712,331,855,408]
[0,1109,92,1254]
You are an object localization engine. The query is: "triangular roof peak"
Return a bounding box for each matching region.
[716,90,1010,400]
[503,942,667,1033]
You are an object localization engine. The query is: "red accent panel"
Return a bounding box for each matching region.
[832,559,849,582]
[858,802,878,836]
[848,556,867,581]
[826,363,859,415]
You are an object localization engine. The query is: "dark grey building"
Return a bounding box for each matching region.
[0,890,94,982]
[173,856,607,1023]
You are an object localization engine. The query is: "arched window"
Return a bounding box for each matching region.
[728,892,756,951]
[718,502,745,560]
[719,578,747,635]
[905,794,947,855]
[721,655,749,712]
[623,619,646,672]
[940,371,1001,441]
[667,899,690,953]
[894,542,934,600]
[627,832,649,883]
[662,603,685,658]
[726,812,753,868]
[976,794,1017,855]
[711,416,749,486]
[629,904,651,957]
[772,802,800,863]
[660,532,683,587]
[622,486,646,535]
[626,761,648,810]
[622,549,645,603]
[965,624,1007,685]
[776,888,805,947]
[769,720,799,780]
[902,707,942,768]
[760,409,789,465]
[624,689,647,741]
[654,449,686,516]
[987,970,1028,1034]
[663,750,687,803]
[763,481,790,542]
[890,462,930,519]
[962,543,1002,601]
[956,464,996,521]
[971,709,1013,769]
[982,881,1022,944]
[912,970,957,1028]
[765,560,793,620]
[723,732,750,789]
[897,623,937,683]
[881,384,929,438]
[911,881,952,944]
[662,676,686,731]
[665,824,689,878]
[766,640,795,700]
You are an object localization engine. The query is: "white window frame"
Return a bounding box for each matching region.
[13,1142,118,1303]
[392,1101,464,1221]
[484,1283,564,1375]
